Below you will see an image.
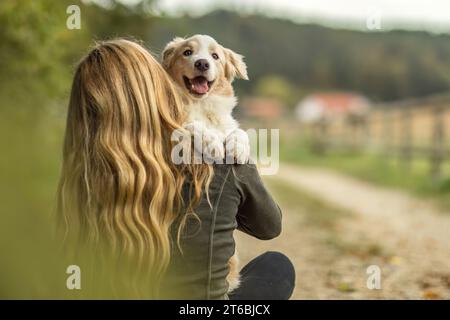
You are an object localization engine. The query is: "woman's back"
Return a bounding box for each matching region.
[162,164,282,299]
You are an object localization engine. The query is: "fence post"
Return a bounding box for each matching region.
[401,107,412,170]
[430,104,444,183]
[311,120,328,154]
[382,109,393,157]
[365,112,371,150]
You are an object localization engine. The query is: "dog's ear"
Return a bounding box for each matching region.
[223,48,249,81]
[162,37,184,69]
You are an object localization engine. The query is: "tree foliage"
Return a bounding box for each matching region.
[148,10,450,102]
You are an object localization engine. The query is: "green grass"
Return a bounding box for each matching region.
[264,177,352,229]
[280,137,450,210]
[0,108,68,298]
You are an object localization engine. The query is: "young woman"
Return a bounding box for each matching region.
[57,39,295,300]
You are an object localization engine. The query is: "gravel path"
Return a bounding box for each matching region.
[236,163,450,299]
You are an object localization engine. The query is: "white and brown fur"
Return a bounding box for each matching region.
[162,34,249,292]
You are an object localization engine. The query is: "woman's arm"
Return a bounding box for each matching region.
[233,164,282,240]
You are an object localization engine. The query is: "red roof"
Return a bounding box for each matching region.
[308,93,368,113]
[242,97,283,118]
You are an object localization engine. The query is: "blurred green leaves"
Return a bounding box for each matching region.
[254,75,300,108]
[0,0,89,113]
[0,0,155,299]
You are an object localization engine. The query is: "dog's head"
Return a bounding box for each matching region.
[162,35,248,100]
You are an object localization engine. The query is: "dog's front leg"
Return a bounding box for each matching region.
[184,121,225,163]
[225,128,250,164]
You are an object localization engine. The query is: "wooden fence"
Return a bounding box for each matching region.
[307,94,450,181]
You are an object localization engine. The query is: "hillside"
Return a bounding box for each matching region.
[145,10,450,102]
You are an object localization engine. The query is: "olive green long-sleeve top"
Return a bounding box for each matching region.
[161,164,282,299]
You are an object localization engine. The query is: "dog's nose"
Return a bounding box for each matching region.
[194,59,209,72]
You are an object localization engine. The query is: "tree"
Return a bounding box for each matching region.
[254,75,299,108]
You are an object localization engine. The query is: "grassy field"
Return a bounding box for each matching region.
[265,178,351,228]
[0,108,68,298]
[279,134,450,209]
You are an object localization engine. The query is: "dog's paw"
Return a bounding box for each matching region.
[183,121,206,137]
[183,121,207,153]
[203,130,225,163]
[183,122,225,163]
[226,129,250,164]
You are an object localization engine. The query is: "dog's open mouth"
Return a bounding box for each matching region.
[183,76,214,95]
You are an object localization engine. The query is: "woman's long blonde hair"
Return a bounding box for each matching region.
[57,39,210,282]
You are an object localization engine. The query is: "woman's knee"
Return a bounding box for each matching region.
[260,251,295,283]
[234,251,296,300]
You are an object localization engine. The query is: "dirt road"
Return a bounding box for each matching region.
[236,163,450,299]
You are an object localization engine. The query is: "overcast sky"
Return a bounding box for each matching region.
[140,0,450,33]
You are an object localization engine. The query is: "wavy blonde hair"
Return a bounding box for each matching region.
[57,39,211,284]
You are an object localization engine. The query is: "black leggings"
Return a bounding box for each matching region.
[228,251,295,300]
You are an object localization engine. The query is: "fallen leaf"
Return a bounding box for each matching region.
[337,282,356,293]
[389,256,403,266]
[422,290,441,300]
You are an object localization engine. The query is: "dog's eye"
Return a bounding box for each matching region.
[212,53,219,60]
[183,49,193,56]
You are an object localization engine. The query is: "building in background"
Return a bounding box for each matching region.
[240,97,284,120]
[295,92,370,123]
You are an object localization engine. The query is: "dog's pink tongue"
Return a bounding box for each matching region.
[191,77,209,94]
